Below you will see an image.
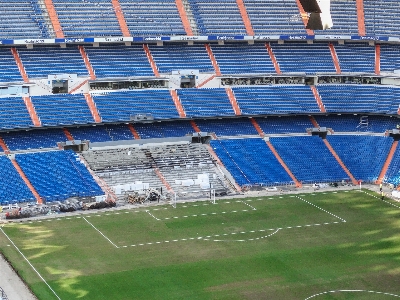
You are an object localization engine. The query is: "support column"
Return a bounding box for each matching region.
[309,116,319,128]
[23,96,41,127]
[62,128,74,141]
[295,0,314,35]
[375,44,381,75]
[205,44,221,76]
[265,140,302,188]
[322,139,358,185]
[356,0,366,36]
[10,159,42,204]
[249,117,264,136]
[170,90,186,118]
[190,120,201,133]
[236,0,254,36]
[84,93,101,123]
[44,0,64,38]
[329,43,341,74]
[265,43,281,74]
[11,48,29,83]
[78,46,96,80]
[376,140,398,184]
[175,0,193,36]
[111,0,131,37]
[143,44,160,77]
[154,168,174,192]
[0,136,10,154]
[310,86,326,113]
[225,88,241,116]
[128,123,140,139]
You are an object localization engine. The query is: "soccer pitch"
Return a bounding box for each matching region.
[1,189,400,299]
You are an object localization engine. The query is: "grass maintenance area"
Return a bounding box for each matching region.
[0,189,400,300]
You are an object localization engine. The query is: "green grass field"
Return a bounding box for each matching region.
[1,189,400,299]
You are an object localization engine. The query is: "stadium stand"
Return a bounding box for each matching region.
[255,115,313,134]
[195,118,258,136]
[31,94,94,126]
[380,44,400,73]
[1,128,66,151]
[333,43,375,73]
[119,0,186,36]
[83,143,227,197]
[314,115,400,133]
[84,44,154,78]
[0,49,23,83]
[15,150,103,202]
[269,136,348,183]
[52,0,122,37]
[316,85,400,114]
[384,146,400,186]
[134,120,194,139]
[17,46,88,78]
[0,155,35,205]
[327,135,393,182]
[364,0,400,37]
[0,0,49,39]
[313,0,358,35]
[243,0,305,35]
[0,97,33,129]
[68,125,113,143]
[177,88,235,117]
[271,42,336,74]
[233,86,320,115]
[92,90,180,122]
[149,44,214,74]
[188,0,247,35]
[210,43,276,74]
[210,138,293,186]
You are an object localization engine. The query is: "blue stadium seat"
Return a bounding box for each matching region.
[0,155,35,204]
[15,150,103,202]
[270,136,348,183]
[211,138,293,186]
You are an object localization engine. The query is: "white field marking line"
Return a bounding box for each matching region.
[161,209,252,220]
[0,227,62,300]
[304,289,400,299]
[362,190,400,209]
[119,221,341,248]
[239,200,257,210]
[145,210,160,221]
[82,217,119,248]
[295,196,346,223]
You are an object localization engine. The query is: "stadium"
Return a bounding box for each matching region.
[0,0,400,299]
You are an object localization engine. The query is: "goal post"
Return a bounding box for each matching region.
[171,189,216,208]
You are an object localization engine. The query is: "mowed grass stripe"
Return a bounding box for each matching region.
[1,190,399,300]
[79,196,340,246]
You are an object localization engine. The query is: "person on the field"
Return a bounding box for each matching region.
[380,183,383,192]
[381,191,385,200]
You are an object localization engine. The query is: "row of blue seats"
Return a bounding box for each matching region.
[2,84,400,129]
[3,0,400,38]
[212,135,395,187]
[15,150,103,202]
[2,115,400,152]
[1,134,399,205]
[1,42,400,82]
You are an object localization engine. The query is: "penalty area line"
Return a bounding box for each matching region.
[239,200,257,210]
[304,289,400,299]
[0,227,62,300]
[82,217,119,248]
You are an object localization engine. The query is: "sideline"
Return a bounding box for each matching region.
[0,227,61,300]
